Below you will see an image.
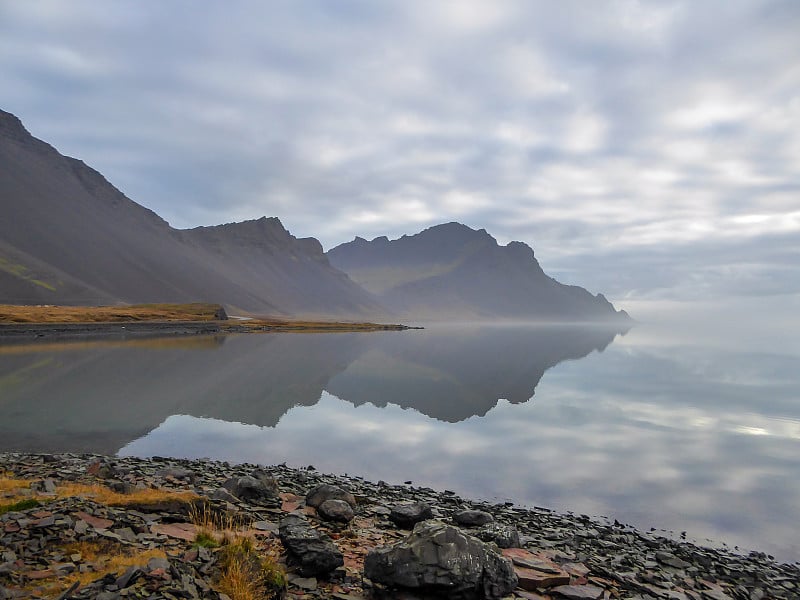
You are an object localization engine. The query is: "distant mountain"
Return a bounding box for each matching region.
[328,222,630,322]
[0,109,382,318]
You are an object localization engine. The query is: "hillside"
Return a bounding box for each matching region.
[328,222,630,322]
[0,109,383,318]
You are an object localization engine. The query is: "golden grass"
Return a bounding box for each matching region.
[0,477,34,508]
[55,481,198,507]
[0,476,30,493]
[0,476,197,511]
[0,303,412,333]
[0,302,225,324]
[1,474,285,599]
[189,505,285,599]
[20,540,168,597]
[216,537,285,600]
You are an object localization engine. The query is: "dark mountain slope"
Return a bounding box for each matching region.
[328,222,630,322]
[0,109,382,317]
[180,218,384,318]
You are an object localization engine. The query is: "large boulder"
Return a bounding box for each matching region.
[389,501,433,529]
[305,483,356,509]
[474,523,520,549]
[222,475,278,503]
[364,520,517,600]
[454,509,494,527]
[278,515,344,577]
[318,499,355,523]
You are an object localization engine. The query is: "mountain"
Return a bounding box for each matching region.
[328,222,630,322]
[0,109,382,318]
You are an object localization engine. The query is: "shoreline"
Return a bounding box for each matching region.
[1,452,797,599]
[0,320,419,342]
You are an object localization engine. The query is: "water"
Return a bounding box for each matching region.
[1,308,798,562]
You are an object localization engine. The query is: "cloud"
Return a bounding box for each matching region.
[1,0,799,304]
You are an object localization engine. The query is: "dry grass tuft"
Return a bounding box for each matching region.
[217,537,285,600]
[0,476,34,508]
[189,505,285,599]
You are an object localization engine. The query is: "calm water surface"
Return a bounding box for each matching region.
[2,305,798,562]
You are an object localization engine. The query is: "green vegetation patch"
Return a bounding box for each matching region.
[0,498,41,515]
[0,256,58,292]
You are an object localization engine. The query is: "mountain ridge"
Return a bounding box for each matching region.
[0,109,383,318]
[328,224,630,322]
[1,108,628,323]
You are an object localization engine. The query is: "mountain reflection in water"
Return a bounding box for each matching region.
[0,324,620,452]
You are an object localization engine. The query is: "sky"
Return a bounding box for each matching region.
[1,0,798,305]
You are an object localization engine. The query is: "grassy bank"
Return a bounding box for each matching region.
[0,303,416,333]
[0,303,225,324]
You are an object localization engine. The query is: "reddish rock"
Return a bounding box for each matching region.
[514,566,571,590]
[26,569,55,580]
[550,584,604,600]
[515,591,549,600]
[282,499,301,512]
[150,522,197,541]
[74,511,113,530]
[563,562,590,578]
[502,548,564,574]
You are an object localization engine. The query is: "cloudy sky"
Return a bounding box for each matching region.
[1,0,798,304]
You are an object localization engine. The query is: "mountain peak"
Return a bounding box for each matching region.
[0,109,28,141]
[328,222,629,323]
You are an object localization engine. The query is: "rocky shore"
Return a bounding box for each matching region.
[1,453,796,600]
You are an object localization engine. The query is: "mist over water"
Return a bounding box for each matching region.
[2,297,798,562]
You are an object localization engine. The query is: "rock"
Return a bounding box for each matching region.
[514,566,570,590]
[222,475,278,502]
[108,481,135,495]
[30,478,57,493]
[305,484,356,509]
[250,468,279,491]
[550,584,604,599]
[74,511,114,530]
[656,551,692,569]
[562,562,590,578]
[278,515,344,577]
[502,548,562,574]
[147,557,171,572]
[115,565,142,589]
[86,458,122,479]
[155,467,196,483]
[474,523,520,549]
[389,501,434,529]
[291,576,318,591]
[318,499,355,523]
[210,487,239,503]
[363,520,517,599]
[454,509,494,527]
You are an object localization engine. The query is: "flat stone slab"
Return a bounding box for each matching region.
[150,522,197,541]
[550,584,604,599]
[74,511,113,530]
